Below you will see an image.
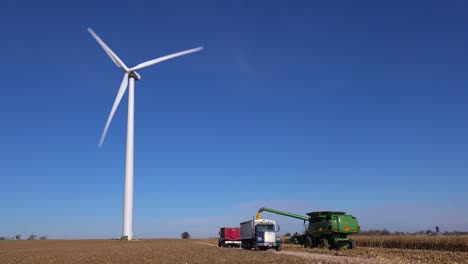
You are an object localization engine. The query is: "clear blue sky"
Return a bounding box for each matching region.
[1,0,467,238]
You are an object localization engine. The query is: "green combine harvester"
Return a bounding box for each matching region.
[256,207,360,249]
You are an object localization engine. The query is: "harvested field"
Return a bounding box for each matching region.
[281,244,468,264]
[204,238,468,264]
[0,239,336,264]
[1,239,467,264]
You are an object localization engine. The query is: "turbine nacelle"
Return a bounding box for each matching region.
[129,71,141,80]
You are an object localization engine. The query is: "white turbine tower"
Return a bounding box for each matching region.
[88,28,203,240]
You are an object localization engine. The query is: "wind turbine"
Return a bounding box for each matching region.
[88,28,203,240]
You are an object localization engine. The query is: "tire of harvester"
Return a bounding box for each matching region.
[218,240,221,247]
[318,238,330,249]
[349,239,356,249]
[304,236,313,248]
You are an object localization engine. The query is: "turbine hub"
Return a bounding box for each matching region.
[129,71,141,80]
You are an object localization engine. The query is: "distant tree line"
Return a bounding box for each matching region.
[0,234,47,240]
[354,229,468,236]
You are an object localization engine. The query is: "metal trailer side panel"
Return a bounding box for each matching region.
[240,220,254,240]
[221,227,241,240]
[228,227,241,240]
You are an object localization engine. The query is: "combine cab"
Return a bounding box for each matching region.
[256,208,359,249]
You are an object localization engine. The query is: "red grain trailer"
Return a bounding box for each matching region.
[218,227,241,247]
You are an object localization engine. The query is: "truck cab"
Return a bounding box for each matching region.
[240,219,281,251]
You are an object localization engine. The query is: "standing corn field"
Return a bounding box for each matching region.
[352,235,468,252]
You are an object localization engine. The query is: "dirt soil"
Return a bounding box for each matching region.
[0,239,325,264]
[0,239,466,264]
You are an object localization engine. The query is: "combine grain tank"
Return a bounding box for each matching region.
[218,227,241,247]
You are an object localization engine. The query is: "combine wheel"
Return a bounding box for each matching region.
[218,240,221,247]
[318,239,330,249]
[304,236,313,248]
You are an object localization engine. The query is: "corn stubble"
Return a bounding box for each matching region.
[1,237,466,264]
[282,235,468,264]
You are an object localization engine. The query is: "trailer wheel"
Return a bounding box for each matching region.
[318,239,330,249]
[244,241,250,250]
[349,239,356,249]
[304,236,313,248]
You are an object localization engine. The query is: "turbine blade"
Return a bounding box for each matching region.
[88,28,129,72]
[130,46,203,71]
[99,73,129,147]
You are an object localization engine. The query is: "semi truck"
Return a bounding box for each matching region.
[218,227,241,247]
[240,218,281,251]
[256,207,359,249]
